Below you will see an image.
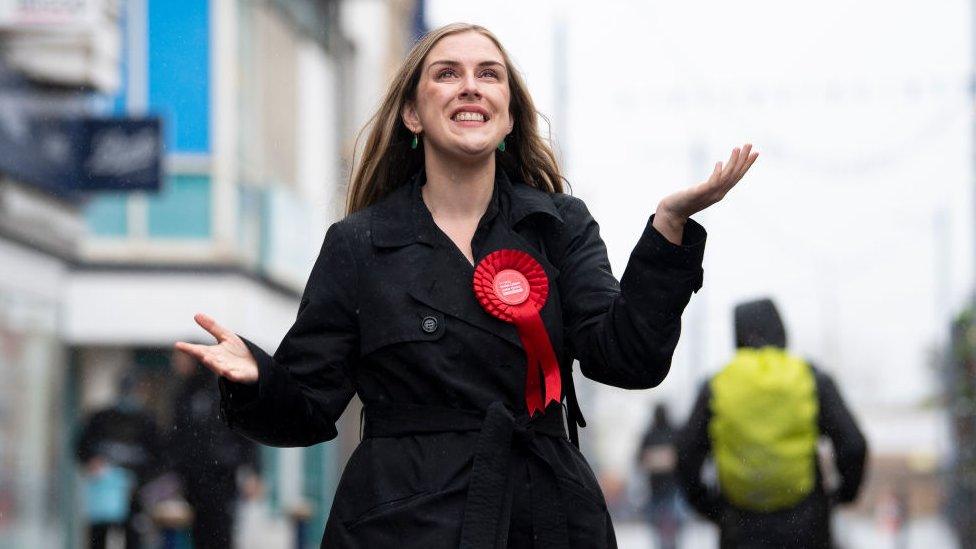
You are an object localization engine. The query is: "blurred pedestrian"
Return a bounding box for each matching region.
[175,22,758,547]
[76,371,162,549]
[637,403,683,549]
[167,349,262,549]
[676,298,868,548]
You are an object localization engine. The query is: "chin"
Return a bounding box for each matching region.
[460,145,495,157]
[449,140,496,159]
[457,139,497,156]
[428,132,499,160]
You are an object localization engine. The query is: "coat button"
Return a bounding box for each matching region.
[421,315,438,334]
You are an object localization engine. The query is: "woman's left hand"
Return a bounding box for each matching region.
[653,144,758,244]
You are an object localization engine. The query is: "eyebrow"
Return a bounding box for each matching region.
[427,60,505,70]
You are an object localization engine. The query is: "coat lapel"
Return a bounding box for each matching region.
[475,215,565,354]
[369,169,564,351]
[405,247,522,349]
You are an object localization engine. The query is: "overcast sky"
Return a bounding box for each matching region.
[427,0,973,470]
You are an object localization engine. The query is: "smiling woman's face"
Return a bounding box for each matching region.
[403,31,514,161]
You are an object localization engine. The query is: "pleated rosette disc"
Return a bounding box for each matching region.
[472,249,549,321]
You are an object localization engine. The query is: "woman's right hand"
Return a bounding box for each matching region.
[174,313,259,384]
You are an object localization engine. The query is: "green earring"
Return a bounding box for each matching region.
[497,139,506,152]
[411,133,419,150]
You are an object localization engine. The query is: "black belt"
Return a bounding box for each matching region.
[362,401,571,549]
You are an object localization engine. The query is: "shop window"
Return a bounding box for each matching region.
[84,194,129,236]
[147,175,211,238]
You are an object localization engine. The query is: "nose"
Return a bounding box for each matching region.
[458,72,481,99]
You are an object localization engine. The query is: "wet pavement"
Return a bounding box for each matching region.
[613,513,959,549]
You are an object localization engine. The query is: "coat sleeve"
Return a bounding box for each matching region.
[217,222,358,447]
[814,369,868,504]
[675,382,722,522]
[554,196,705,388]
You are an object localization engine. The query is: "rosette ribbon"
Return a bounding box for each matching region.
[473,249,561,415]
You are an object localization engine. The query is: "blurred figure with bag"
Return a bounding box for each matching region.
[76,371,162,548]
[637,403,683,549]
[167,349,262,549]
[676,298,868,548]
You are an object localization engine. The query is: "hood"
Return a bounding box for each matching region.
[734,298,787,349]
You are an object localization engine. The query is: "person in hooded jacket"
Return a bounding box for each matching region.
[76,371,162,549]
[167,349,261,549]
[175,23,759,548]
[637,404,683,549]
[675,298,868,548]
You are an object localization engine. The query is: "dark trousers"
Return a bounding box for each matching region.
[718,492,832,549]
[87,520,137,549]
[182,468,238,549]
[87,495,141,549]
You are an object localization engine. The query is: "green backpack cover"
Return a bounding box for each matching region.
[708,347,819,512]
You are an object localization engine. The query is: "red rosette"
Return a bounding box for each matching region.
[474,249,561,415]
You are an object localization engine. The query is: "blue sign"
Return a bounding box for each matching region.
[74,117,163,192]
[0,113,162,196]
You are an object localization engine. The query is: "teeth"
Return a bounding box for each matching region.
[454,111,485,122]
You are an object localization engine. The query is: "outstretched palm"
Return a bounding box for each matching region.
[654,144,759,243]
[174,313,259,384]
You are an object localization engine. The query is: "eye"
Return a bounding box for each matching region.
[480,68,500,79]
[437,68,458,79]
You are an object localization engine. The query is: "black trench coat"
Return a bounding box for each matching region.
[219,169,706,548]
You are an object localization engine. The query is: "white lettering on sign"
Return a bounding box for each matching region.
[85,127,158,176]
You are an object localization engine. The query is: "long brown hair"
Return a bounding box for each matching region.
[345,23,564,215]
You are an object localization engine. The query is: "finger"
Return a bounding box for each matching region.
[715,151,759,204]
[732,151,759,185]
[735,144,752,177]
[743,150,759,175]
[175,341,231,378]
[193,313,233,343]
[174,341,240,381]
[710,161,723,183]
[720,148,740,181]
[174,341,211,364]
[711,147,747,202]
[701,162,722,194]
[732,144,754,181]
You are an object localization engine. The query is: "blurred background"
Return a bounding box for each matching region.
[0,0,972,547]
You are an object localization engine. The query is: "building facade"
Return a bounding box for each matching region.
[0,0,421,547]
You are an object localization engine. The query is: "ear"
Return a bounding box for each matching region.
[506,113,514,135]
[401,101,422,134]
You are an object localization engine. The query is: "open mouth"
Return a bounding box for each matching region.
[452,111,489,123]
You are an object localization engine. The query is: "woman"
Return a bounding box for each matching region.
[176,23,757,548]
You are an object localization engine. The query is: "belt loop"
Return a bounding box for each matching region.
[559,401,579,448]
[359,405,365,442]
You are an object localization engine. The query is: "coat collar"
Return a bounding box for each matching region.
[506,171,564,228]
[370,168,563,249]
